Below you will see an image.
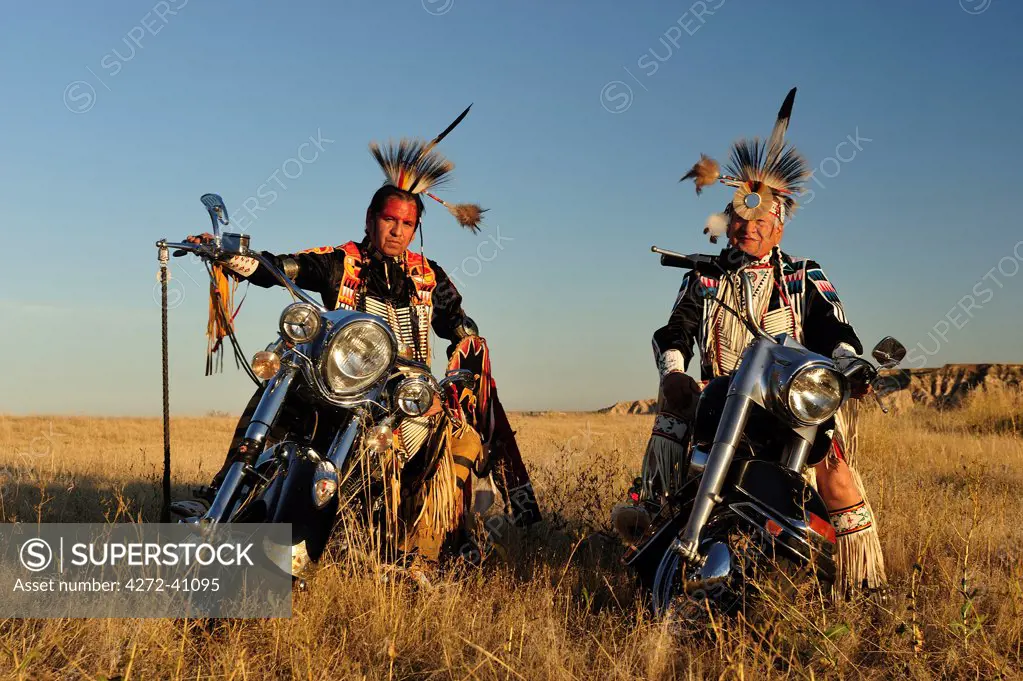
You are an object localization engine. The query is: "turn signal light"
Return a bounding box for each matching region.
[366,425,393,454]
[251,351,281,380]
[807,512,837,544]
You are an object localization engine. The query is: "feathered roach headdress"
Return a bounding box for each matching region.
[680,87,811,243]
[369,104,487,233]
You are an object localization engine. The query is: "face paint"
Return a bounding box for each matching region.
[369,197,418,257]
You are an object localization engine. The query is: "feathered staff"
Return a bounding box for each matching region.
[369,105,488,232]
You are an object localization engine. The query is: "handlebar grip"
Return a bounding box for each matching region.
[660,253,697,269]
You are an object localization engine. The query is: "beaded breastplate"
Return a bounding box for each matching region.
[332,242,438,366]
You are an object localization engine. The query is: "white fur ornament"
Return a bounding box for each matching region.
[704,213,728,244]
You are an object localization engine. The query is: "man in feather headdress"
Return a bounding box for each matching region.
[613,89,886,595]
[180,106,540,568]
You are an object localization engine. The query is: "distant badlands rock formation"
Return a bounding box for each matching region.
[880,363,1023,410]
[598,364,1023,415]
[597,399,659,416]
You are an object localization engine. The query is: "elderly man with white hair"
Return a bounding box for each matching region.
[618,88,885,595]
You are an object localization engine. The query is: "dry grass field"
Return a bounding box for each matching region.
[1,387,1022,680]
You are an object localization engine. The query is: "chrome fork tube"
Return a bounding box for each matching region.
[327,412,364,472]
[203,464,247,525]
[676,394,752,556]
[203,366,299,525]
[672,340,772,562]
[785,435,813,473]
[244,366,299,446]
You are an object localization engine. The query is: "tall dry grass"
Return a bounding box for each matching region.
[0,388,1021,679]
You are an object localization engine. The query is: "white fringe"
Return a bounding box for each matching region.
[836,522,887,593]
[839,464,887,592]
[640,433,686,500]
[835,401,861,467]
[806,451,888,594]
[803,465,817,488]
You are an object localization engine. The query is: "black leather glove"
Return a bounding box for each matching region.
[662,372,701,414]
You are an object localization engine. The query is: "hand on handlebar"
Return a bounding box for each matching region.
[834,355,877,401]
[185,232,215,245]
[850,379,874,400]
[178,234,245,279]
[662,371,701,414]
[172,232,217,258]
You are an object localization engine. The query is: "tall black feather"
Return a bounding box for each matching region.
[765,87,797,167]
[409,104,473,193]
[430,104,472,148]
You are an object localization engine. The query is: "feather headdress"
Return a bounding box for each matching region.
[369,105,487,233]
[680,88,811,239]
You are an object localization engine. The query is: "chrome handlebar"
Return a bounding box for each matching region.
[835,355,892,412]
[156,237,327,312]
[158,235,479,423]
[652,246,776,346]
[738,271,776,344]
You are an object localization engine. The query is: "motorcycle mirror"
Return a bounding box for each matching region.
[200,193,230,237]
[871,336,907,368]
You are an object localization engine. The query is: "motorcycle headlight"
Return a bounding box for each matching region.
[280,303,322,344]
[321,320,395,395]
[785,365,846,425]
[394,377,435,416]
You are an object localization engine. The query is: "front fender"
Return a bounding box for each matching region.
[626,459,835,589]
[270,453,340,564]
[729,459,831,531]
[726,459,836,579]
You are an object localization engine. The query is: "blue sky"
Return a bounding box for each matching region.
[1,0,1021,414]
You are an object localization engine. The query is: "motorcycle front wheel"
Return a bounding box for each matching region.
[650,509,823,623]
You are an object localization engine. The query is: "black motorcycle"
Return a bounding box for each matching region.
[624,247,906,616]
[158,194,474,577]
